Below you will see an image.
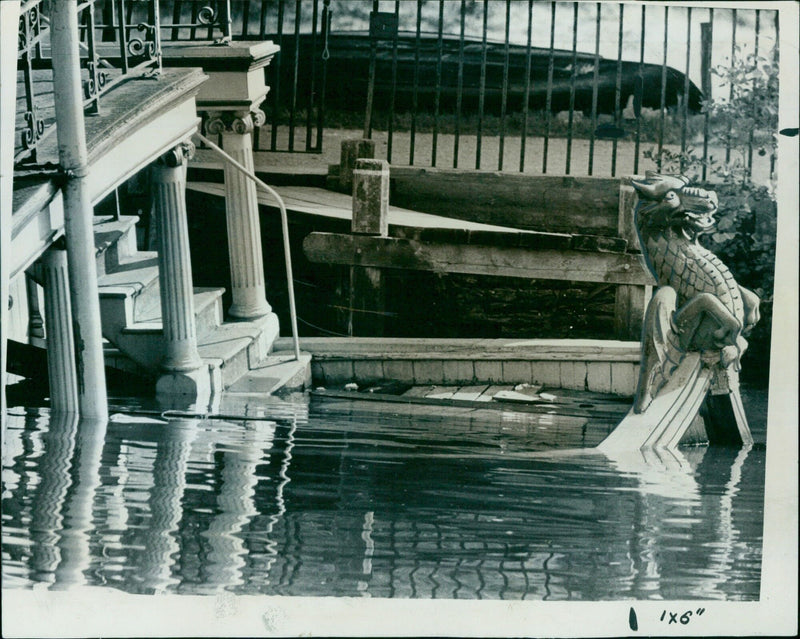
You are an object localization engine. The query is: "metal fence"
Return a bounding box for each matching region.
[15,0,165,166]
[209,1,777,180]
[16,2,779,177]
[349,1,778,178]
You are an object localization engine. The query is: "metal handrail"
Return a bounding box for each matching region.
[193,131,301,362]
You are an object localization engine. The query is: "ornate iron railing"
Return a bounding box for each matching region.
[16,0,51,164]
[14,0,167,165]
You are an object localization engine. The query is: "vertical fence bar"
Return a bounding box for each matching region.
[241,0,250,37]
[317,0,330,152]
[205,0,214,38]
[588,2,601,176]
[746,9,760,179]
[170,0,182,40]
[85,2,101,114]
[725,8,737,164]
[117,0,129,74]
[259,0,268,37]
[543,1,556,174]
[270,0,285,152]
[254,1,267,149]
[565,2,578,175]
[498,0,511,171]
[289,0,301,150]
[410,0,422,165]
[611,3,624,177]
[305,0,319,151]
[519,0,533,172]
[188,1,198,41]
[363,0,379,139]
[680,7,692,174]
[387,0,399,163]
[701,10,713,181]
[476,0,488,170]
[453,0,466,169]
[634,4,645,174]
[432,0,444,167]
[657,6,669,171]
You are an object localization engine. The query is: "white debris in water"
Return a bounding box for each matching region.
[539,392,557,401]
[344,382,359,391]
[315,386,326,392]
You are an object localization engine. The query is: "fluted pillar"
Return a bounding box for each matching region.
[151,142,209,399]
[41,246,79,413]
[206,110,271,319]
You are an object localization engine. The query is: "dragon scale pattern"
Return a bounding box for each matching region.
[645,232,745,325]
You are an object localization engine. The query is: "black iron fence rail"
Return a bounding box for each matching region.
[208,1,777,180]
[15,2,779,179]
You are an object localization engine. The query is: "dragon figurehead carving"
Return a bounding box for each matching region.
[629,172,760,413]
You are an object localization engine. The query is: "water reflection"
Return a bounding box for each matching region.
[1,401,765,600]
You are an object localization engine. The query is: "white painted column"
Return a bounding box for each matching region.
[151,142,209,399]
[207,110,271,319]
[42,246,79,413]
[50,0,108,421]
[1,1,22,419]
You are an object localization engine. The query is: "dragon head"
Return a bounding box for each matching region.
[631,172,719,240]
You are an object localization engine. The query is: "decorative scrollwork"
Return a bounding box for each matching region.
[158,141,196,168]
[197,5,218,25]
[204,110,266,136]
[205,115,227,136]
[128,22,158,60]
[21,111,45,150]
[83,61,110,100]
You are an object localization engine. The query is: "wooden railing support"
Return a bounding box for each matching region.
[349,158,389,337]
[614,182,651,340]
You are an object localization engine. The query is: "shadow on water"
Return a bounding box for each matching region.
[1,391,765,600]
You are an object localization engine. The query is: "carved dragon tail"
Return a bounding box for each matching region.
[634,287,686,413]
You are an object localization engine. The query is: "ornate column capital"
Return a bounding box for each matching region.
[204,109,266,136]
[157,141,196,168]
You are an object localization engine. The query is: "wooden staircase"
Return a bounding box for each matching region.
[91,214,292,393]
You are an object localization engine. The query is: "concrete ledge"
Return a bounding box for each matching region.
[273,337,642,396]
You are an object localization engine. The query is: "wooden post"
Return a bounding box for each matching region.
[615,182,651,340]
[349,158,389,337]
[338,139,375,193]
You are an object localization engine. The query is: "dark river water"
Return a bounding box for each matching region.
[1,390,766,600]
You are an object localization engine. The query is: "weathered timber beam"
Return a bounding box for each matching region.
[304,232,655,286]
[389,167,621,235]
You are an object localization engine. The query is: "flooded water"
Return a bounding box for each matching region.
[1,392,766,600]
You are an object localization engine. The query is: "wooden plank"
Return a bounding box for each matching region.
[389,167,621,235]
[614,284,651,340]
[452,385,490,401]
[189,182,560,235]
[425,386,461,400]
[403,385,440,398]
[303,232,655,286]
[311,388,629,422]
[481,384,512,400]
